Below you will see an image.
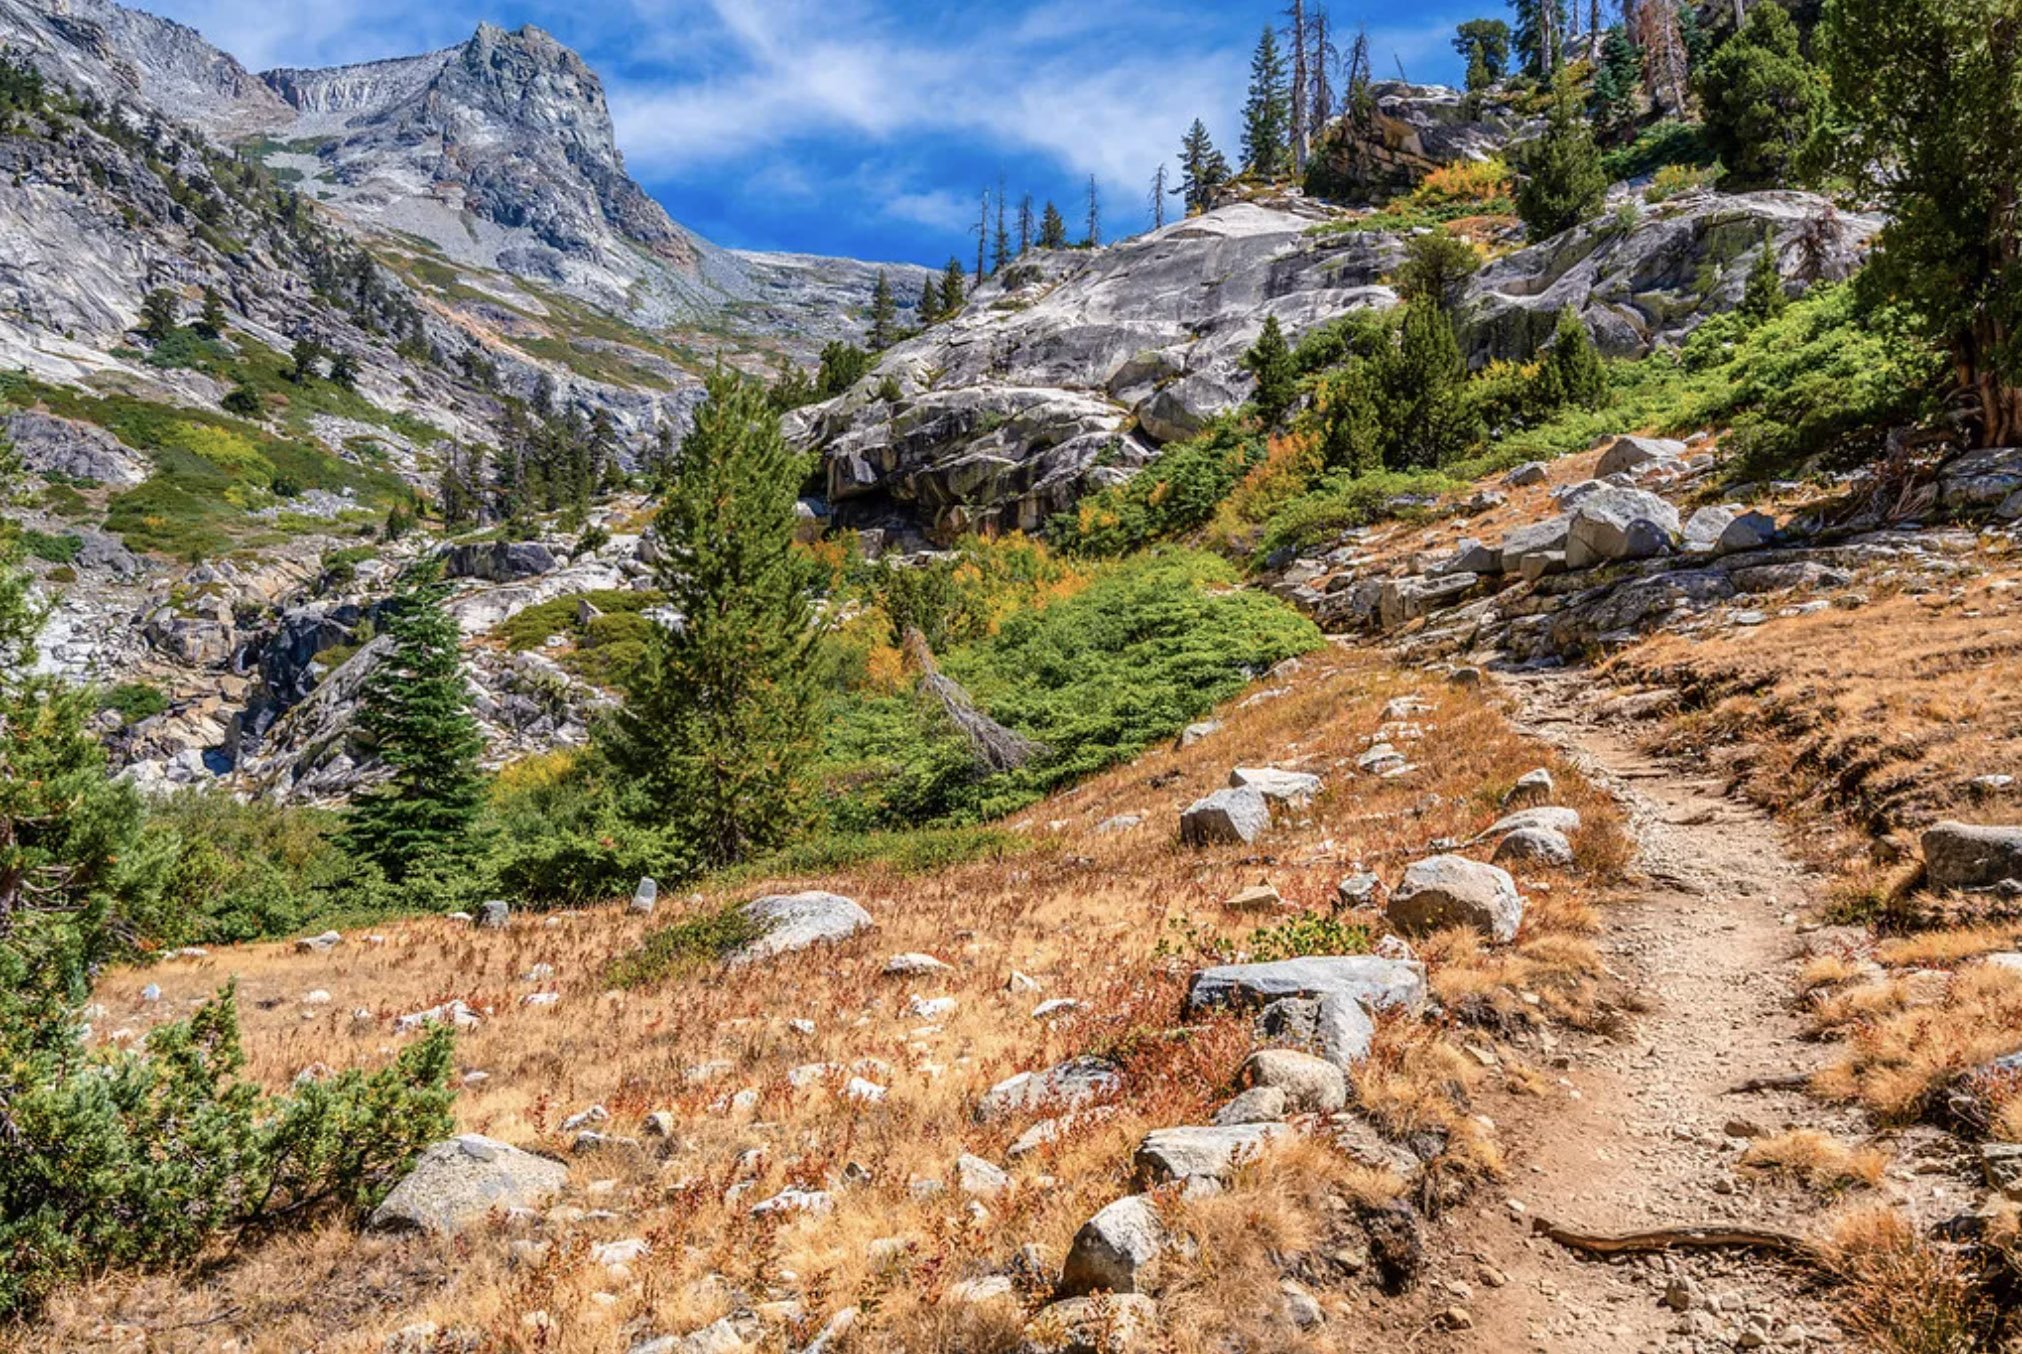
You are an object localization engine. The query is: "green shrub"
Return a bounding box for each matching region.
[482,753,696,909]
[20,529,81,563]
[606,903,764,988]
[0,979,454,1317]
[944,550,1322,798]
[1243,912,1371,963]
[1600,120,1714,182]
[99,681,167,724]
[149,791,363,942]
[1052,419,1264,555]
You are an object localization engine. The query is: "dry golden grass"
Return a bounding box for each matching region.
[1876,926,2022,969]
[1813,965,2022,1124]
[1738,1129,1887,1194]
[1819,1206,1994,1354]
[1614,559,2022,890]
[37,651,1624,1353]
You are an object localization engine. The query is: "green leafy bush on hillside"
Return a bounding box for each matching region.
[0,977,454,1317]
[817,549,1321,829]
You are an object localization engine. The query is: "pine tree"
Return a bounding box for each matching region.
[1515,72,1608,239]
[1242,26,1291,177]
[1396,231,1481,312]
[602,370,822,867]
[195,286,227,340]
[342,577,484,882]
[1148,164,1169,230]
[139,288,178,342]
[1815,0,2022,441]
[939,257,967,316]
[1637,0,1689,117]
[1242,315,1297,426]
[1384,296,1483,468]
[1308,8,1338,130]
[1176,120,1232,214]
[1589,26,1643,140]
[1512,0,1567,76]
[1346,28,1374,127]
[1696,1,1821,190]
[1083,175,1101,247]
[974,188,990,284]
[288,335,322,384]
[1739,230,1788,322]
[1017,194,1035,254]
[1453,18,1512,84]
[1038,201,1068,249]
[328,350,358,390]
[868,271,896,351]
[1537,305,1606,407]
[918,275,940,326]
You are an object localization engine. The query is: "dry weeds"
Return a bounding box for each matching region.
[35,651,1625,1353]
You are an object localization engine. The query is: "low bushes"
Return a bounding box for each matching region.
[0,978,454,1317]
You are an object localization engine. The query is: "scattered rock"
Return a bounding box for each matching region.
[1180,786,1272,846]
[370,1135,569,1234]
[630,877,658,915]
[1132,1123,1288,1188]
[884,952,953,977]
[1502,768,1555,807]
[394,1000,481,1033]
[1186,955,1429,1016]
[730,891,873,965]
[1493,827,1574,867]
[1594,435,1686,478]
[478,899,509,930]
[957,1153,1011,1197]
[1228,766,1323,807]
[1058,1195,1170,1296]
[1222,884,1284,913]
[1213,1085,1288,1125]
[1717,511,1779,555]
[1240,1048,1348,1113]
[978,1057,1124,1123]
[1021,1294,1160,1353]
[1485,806,1581,837]
[295,930,342,953]
[1564,486,1681,569]
[1925,823,2022,891]
[1385,855,1524,943]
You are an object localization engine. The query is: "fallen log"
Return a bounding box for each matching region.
[1531,1217,1809,1257]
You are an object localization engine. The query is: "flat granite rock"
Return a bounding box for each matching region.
[369,1134,569,1234]
[1185,955,1428,1016]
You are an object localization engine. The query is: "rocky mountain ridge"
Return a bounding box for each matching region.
[790,187,1876,546]
[0,0,925,337]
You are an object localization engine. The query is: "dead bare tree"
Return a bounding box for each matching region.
[903,629,1043,773]
[1286,0,1310,171]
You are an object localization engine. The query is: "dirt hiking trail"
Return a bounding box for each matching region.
[1447,671,1856,1353]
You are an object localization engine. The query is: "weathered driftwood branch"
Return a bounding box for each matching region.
[903,628,1044,773]
[1531,1217,1809,1257]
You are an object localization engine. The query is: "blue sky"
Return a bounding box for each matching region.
[145,0,1478,266]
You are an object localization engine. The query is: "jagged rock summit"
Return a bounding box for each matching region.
[0,0,922,333]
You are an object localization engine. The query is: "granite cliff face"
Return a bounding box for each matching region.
[257,24,740,326]
[787,188,1869,545]
[786,202,1403,543]
[0,0,290,134]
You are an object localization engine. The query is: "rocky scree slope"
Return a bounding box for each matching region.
[790,187,1874,548]
[1265,433,2022,670]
